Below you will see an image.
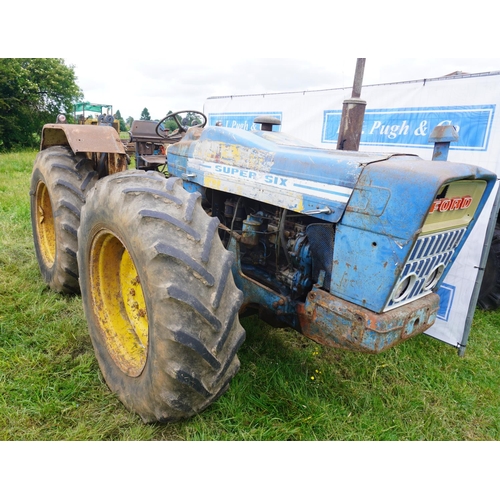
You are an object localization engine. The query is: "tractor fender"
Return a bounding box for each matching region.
[41,124,126,155]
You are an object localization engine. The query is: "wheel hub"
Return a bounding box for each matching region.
[35,182,56,267]
[89,230,149,377]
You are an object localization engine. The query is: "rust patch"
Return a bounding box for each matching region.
[41,124,126,154]
[297,289,439,354]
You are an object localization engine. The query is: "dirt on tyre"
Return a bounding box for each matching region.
[30,145,97,293]
[78,170,246,422]
[477,223,500,310]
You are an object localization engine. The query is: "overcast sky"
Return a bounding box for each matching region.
[63,57,500,121]
[5,0,498,123]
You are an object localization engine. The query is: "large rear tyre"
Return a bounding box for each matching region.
[30,146,97,293]
[78,171,246,422]
[477,223,500,310]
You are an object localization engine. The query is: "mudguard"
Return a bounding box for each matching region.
[41,124,126,154]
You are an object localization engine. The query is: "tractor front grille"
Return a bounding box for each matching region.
[384,227,467,311]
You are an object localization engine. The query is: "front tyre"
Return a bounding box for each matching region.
[78,171,245,422]
[30,146,97,293]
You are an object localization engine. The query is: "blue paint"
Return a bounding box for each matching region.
[167,125,378,223]
[329,155,496,313]
[429,124,459,161]
[166,122,496,347]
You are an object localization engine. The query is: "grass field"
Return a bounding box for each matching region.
[1,149,500,441]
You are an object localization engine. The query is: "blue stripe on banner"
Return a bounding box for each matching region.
[208,112,283,131]
[322,105,496,151]
[437,283,456,322]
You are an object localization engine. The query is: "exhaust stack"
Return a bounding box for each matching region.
[336,58,367,151]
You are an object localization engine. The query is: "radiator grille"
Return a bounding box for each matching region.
[385,227,467,311]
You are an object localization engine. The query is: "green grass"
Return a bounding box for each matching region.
[1,149,500,441]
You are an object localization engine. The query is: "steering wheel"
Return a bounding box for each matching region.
[155,110,207,138]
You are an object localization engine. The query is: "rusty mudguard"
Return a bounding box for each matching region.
[41,124,128,174]
[297,288,440,354]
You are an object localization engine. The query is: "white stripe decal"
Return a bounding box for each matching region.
[188,159,353,204]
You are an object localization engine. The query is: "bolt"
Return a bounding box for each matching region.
[272,298,285,309]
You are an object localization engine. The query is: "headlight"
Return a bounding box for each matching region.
[392,273,417,303]
[423,264,445,291]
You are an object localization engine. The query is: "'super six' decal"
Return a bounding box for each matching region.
[187,158,353,211]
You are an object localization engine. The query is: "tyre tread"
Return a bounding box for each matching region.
[30,146,96,293]
[78,171,246,422]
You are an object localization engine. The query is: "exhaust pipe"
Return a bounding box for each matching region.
[336,58,367,151]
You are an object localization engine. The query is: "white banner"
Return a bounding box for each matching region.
[204,71,500,350]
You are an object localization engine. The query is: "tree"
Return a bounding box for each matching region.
[140,107,151,121]
[126,116,134,129]
[114,109,127,132]
[0,58,83,151]
[163,110,177,131]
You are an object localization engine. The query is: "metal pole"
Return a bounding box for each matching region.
[352,58,366,98]
[459,180,500,356]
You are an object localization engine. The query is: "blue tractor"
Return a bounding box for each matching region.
[30,110,496,422]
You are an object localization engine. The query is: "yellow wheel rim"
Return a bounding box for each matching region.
[89,230,149,377]
[35,182,56,267]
